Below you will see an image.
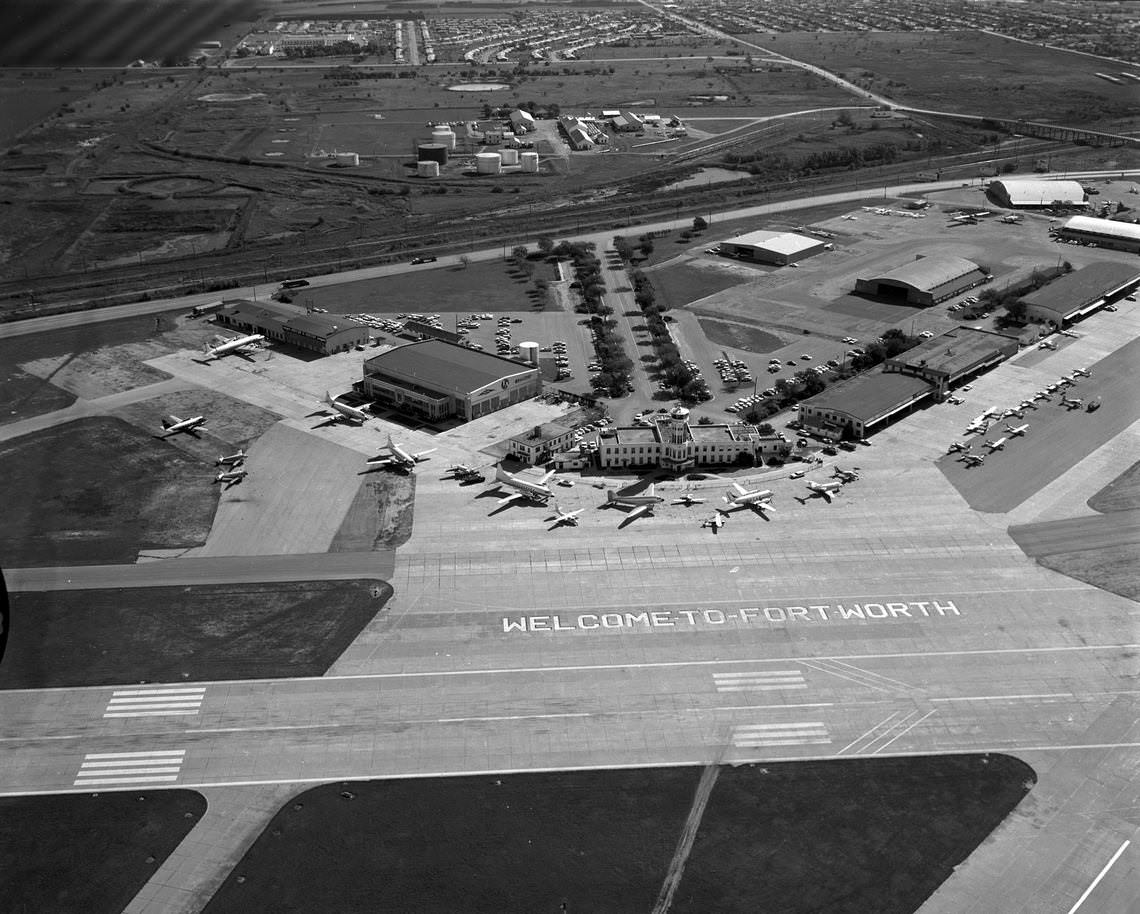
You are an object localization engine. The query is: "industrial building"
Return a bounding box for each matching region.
[509,109,535,133]
[1056,216,1140,254]
[215,300,369,355]
[596,407,790,472]
[854,255,987,307]
[883,327,1018,398]
[508,421,579,465]
[718,230,828,266]
[1019,261,1140,327]
[362,339,541,423]
[797,373,935,441]
[988,179,1086,209]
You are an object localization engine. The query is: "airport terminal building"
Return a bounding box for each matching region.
[215,300,369,355]
[595,407,790,472]
[719,230,827,266]
[854,255,987,307]
[362,339,541,423]
[1019,261,1140,327]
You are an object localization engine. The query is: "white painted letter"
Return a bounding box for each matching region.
[810,605,829,621]
[503,617,528,633]
[601,613,623,628]
[553,615,575,630]
[886,603,911,618]
[910,601,931,617]
[678,610,699,625]
[933,601,960,616]
[786,606,809,622]
[578,614,599,629]
[625,612,650,627]
[703,609,726,624]
[651,611,674,627]
[764,607,787,622]
[739,607,759,623]
[863,603,888,618]
[837,604,865,620]
[530,616,551,631]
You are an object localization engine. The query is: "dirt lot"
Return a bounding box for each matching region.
[329,472,416,552]
[1,581,391,688]
[202,754,1031,914]
[0,791,205,914]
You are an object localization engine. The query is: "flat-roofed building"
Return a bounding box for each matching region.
[597,407,790,471]
[883,326,1018,398]
[854,255,987,307]
[1057,215,1140,254]
[215,300,368,354]
[988,179,1086,208]
[508,421,579,465]
[1019,261,1140,327]
[362,338,540,423]
[719,229,827,266]
[798,372,935,440]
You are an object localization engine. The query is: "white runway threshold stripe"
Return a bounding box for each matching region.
[73,750,186,787]
[732,722,831,748]
[104,686,206,718]
[713,669,806,692]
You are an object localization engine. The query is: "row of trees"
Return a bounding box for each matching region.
[722,139,930,178]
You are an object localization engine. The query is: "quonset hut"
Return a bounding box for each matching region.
[988,179,1086,208]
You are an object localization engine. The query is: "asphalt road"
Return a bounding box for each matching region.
[1009,509,1140,557]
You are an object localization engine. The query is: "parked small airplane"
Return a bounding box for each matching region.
[366,436,437,473]
[158,414,207,438]
[201,333,264,361]
[1019,400,1038,411]
[672,493,706,506]
[959,453,985,467]
[831,466,860,483]
[1005,423,1029,437]
[983,437,1008,452]
[216,449,246,466]
[1000,408,1024,419]
[702,512,727,531]
[804,480,842,502]
[722,482,776,514]
[214,468,248,486]
[1072,367,1092,378]
[1059,329,1079,338]
[947,441,970,454]
[491,465,556,506]
[1033,390,1051,401]
[1061,396,1083,410]
[321,392,368,426]
[446,463,481,477]
[1038,339,1057,350]
[1001,214,1023,223]
[1056,377,1074,388]
[547,503,585,527]
[964,420,989,435]
[605,484,664,521]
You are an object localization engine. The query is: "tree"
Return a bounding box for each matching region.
[537,235,554,256]
[692,215,708,232]
[511,245,528,262]
[459,255,470,269]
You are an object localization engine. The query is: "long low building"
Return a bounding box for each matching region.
[362,338,541,423]
[1057,215,1140,254]
[1019,261,1140,327]
[988,178,1085,208]
[596,407,790,472]
[883,327,1018,399]
[215,300,369,355]
[797,373,935,441]
[719,229,827,266]
[854,255,987,307]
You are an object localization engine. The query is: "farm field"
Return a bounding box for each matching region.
[750,31,1140,128]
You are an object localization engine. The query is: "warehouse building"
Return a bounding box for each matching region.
[988,179,1086,209]
[797,373,935,441]
[854,255,987,307]
[362,339,541,423]
[1019,261,1140,327]
[1057,216,1140,254]
[215,300,368,355]
[509,109,535,133]
[883,326,1018,398]
[596,407,790,472]
[719,229,828,266]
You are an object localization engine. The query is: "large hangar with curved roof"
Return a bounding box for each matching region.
[988,179,1086,208]
[854,255,987,306]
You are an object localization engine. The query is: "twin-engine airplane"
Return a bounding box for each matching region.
[158,414,207,438]
[200,334,264,361]
[491,465,557,506]
[547,504,585,528]
[722,482,776,516]
[605,484,664,522]
[321,392,369,426]
[366,436,436,473]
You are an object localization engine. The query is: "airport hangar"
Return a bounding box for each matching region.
[853,255,988,307]
[1019,260,1140,328]
[987,178,1086,208]
[362,338,542,423]
[1057,215,1140,254]
[798,328,1018,438]
[719,229,828,266]
[215,300,369,354]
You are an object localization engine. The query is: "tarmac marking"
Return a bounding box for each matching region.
[801,658,915,695]
[712,670,806,692]
[74,749,185,787]
[731,722,831,749]
[871,710,937,754]
[837,711,907,755]
[1066,839,1130,914]
[104,686,206,718]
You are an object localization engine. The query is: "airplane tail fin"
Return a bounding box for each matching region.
[606,490,616,503]
[646,483,655,498]
[495,464,513,483]
[325,391,335,407]
[539,469,557,485]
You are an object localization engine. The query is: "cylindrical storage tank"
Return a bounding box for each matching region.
[475,152,501,175]
[430,126,456,150]
[417,160,440,178]
[518,341,539,366]
[499,147,519,166]
[335,152,359,166]
[417,143,448,165]
[520,151,539,173]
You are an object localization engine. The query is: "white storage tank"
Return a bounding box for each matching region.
[334,151,359,166]
[499,147,519,166]
[518,341,540,365]
[417,160,440,178]
[475,152,501,175]
[430,125,456,150]
[519,151,539,173]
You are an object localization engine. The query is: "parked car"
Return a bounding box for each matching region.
[410,256,437,265]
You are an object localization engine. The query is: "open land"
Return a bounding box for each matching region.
[202,756,1031,914]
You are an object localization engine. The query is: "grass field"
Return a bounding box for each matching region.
[0,791,206,914]
[649,262,752,311]
[1089,459,1140,513]
[698,317,785,354]
[301,259,557,314]
[1,581,392,689]
[202,754,1032,914]
[0,368,75,426]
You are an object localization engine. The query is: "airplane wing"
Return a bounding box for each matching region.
[413,448,438,461]
[820,490,834,503]
[625,503,652,521]
[365,455,395,466]
[731,482,747,496]
[753,501,776,514]
[563,509,585,520]
[497,491,525,506]
[163,414,183,426]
